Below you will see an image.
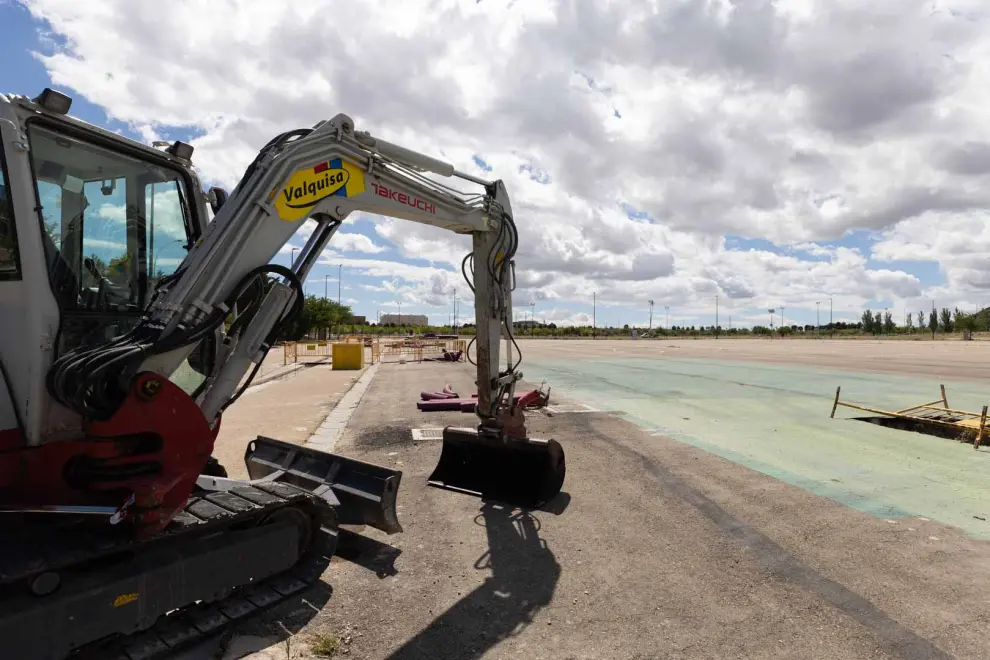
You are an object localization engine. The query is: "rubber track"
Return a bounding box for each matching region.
[0,482,335,660]
[92,537,331,660]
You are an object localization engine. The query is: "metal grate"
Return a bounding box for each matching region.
[411,428,445,441]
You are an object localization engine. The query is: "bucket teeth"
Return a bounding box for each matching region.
[427,427,566,509]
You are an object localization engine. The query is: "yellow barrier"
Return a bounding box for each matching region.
[285,337,464,365]
[332,342,364,370]
[371,339,466,364]
[282,340,332,364]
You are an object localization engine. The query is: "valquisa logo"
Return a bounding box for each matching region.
[274,158,366,221]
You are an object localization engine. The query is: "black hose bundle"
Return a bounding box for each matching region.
[46,123,316,423]
[47,265,304,421]
[47,123,520,423]
[461,203,523,372]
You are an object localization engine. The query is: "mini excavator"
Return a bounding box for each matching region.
[0,88,565,659]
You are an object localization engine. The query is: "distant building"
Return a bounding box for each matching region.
[348,315,367,325]
[380,313,428,326]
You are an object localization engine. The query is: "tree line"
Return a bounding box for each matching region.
[860,307,988,338]
[282,294,990,341]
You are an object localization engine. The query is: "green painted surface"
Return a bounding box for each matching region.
[527,356,990,538]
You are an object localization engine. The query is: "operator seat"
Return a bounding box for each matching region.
[41,228,79,309]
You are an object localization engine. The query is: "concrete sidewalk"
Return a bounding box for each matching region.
[211,362,368,479]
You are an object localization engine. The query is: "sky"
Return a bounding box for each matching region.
[2,0,990,329]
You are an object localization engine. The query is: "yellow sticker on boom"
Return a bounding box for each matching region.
[113,593,139,607]
[274,158,366,222]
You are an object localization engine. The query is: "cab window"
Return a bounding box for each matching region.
[0,149,19,277]
[27,123,194,312]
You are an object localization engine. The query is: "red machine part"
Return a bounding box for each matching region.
[0,372,216,536]
[0,428,23,451]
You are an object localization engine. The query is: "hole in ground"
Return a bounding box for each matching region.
[853,416,978,444]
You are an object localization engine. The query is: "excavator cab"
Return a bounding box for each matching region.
[29,122,197,350]
[0,91,406,658]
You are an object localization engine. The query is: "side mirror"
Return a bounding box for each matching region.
[207,187,228,215]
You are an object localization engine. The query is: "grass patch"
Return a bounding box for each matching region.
[310,632,342,657]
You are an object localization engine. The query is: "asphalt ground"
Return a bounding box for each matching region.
[267,359,990,660]
[200,339,990,659]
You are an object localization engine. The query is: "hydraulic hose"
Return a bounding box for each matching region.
[47,265,304,421]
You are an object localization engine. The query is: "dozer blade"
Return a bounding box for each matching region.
[245,436,402,534]
[427,427,565,509]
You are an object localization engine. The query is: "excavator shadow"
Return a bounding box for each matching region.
[539,491,572,515]
[387,494,569,660]
[335,527,403,578]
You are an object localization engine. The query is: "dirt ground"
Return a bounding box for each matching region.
[197,339,990,660]
[513,337,990,381]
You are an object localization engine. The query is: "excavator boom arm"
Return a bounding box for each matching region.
[48,113,521,430]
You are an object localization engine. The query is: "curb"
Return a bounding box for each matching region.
[306,363,380,452]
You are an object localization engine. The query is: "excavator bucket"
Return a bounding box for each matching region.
[245,436,402,534]
[427,427,566,509]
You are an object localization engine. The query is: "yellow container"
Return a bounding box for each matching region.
[332,342,364,370]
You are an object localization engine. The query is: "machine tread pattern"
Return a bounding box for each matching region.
[0,484,335,660]
[1,485,321,585]
[103,552,328,660]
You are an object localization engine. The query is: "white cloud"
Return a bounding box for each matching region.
[873,212,990,307]
[83,237,125,251]
[316,253,470,308]
[330,232,387,254]
[20,0,990,323]
[97,203,125,223]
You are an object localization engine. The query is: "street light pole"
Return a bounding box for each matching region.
[816,301,820,337]
[593,292,596,339]
[324,274,328,300]
[715,294,719,339]
[665,305,670,331]
[648,299,654,331]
